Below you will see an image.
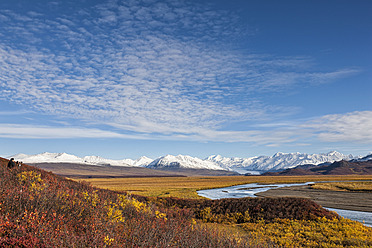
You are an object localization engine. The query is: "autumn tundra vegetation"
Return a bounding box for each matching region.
[0,157,371,247]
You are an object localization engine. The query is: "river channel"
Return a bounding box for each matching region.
[197,182,372,227]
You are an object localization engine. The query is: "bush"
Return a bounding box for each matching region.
[143,195,338,224]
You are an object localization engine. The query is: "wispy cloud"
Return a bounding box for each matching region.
[0,110,31,116]
[0,122,300,146]
[302,111,372,143]
[0,0,359,141]
[0,124,142,139]
[1,110,371,147]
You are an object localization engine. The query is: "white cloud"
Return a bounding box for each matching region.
[303,111,372,143]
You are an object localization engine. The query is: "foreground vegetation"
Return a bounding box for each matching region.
[242,217,372,247]
[136,195,372,247]
[82,175,372,199]
[0,158,260,247]
[1,157,371,247]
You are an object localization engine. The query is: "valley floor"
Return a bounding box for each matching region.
[256,184,372,213]
[81,175,372,202]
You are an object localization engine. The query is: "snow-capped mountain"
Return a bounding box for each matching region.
[207,151,354,173]
[122,156,154,167]
[351,153,372,162]
[82,156,131,166]
[9,152,146,167]
[147,155,226,171]
[11,152,84,164]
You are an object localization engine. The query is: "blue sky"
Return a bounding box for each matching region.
[0,0,371,159]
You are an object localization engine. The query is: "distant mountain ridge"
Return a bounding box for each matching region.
[207,151,354,174]
[10,152,152,167]
[351,153,372,162]
[9,151,365,174]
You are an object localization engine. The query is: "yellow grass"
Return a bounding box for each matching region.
[79,175,372,199]
[242,217,372,247]
[312,181,372,192]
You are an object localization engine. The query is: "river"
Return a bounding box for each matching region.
[197,182,314,199]
[326,208,372,227]
[197,182,372,227]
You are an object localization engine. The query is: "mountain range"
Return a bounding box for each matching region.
[8,151,366,175]
[207,151,355,174]
[11,152,153,167]
[263,158,372,176]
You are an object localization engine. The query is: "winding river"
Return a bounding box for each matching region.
[197,182,372,227]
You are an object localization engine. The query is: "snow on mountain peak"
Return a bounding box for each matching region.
[122,156,154,167]
[11,152,82,164]
[273,152,286,157]
[148,154,225,171]
[353,153,372,162]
